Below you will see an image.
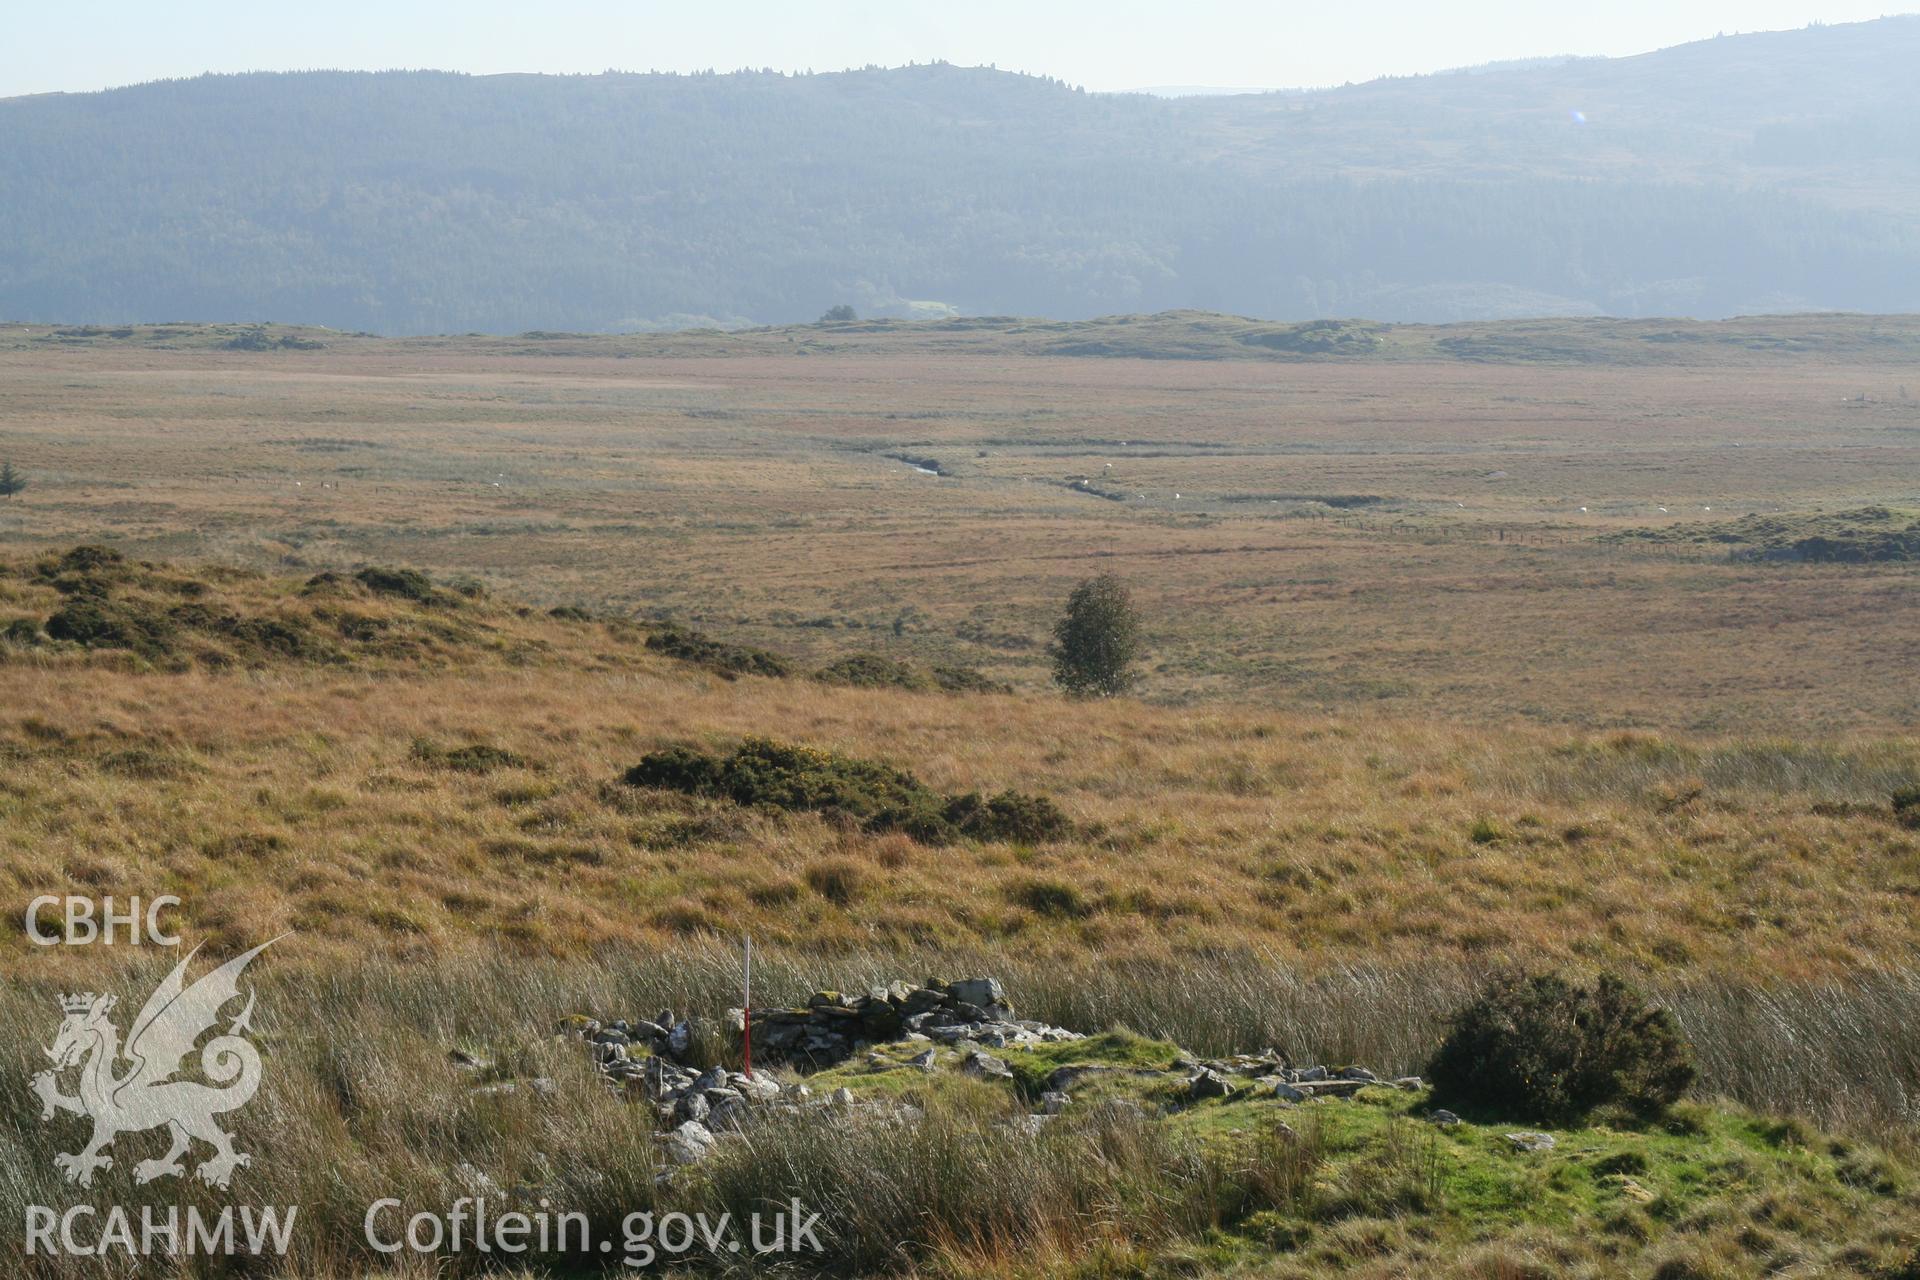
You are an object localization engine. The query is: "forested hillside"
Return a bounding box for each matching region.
[4,17,1919,332]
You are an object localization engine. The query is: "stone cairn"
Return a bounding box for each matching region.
[549,977,1082,1164]
[537,977,1429,1167]
[746,976,1081,1065]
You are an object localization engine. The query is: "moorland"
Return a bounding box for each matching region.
[2,312,1919,1277]
[2,312,1916,729]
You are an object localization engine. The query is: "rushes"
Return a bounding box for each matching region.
[1489,734,1920,809]
[2,951,1917,1277]
[1663,969,1920,1137]
[0,963,1305,1275]
[695,1092,1327,1270]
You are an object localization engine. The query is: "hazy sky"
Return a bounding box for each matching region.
[2,1,1909,97]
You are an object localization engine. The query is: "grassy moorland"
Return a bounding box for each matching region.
[3,316,1920,1276]
[1,315,1918,730]
[2,547,1917,978]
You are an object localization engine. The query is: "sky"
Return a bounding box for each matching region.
[1,1,1910,97]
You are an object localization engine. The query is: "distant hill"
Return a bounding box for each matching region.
[3,18,1919,333]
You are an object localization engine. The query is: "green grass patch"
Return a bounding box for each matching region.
[998,1029,1183,1095]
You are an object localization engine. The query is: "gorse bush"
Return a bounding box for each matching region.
[353,565,437,603]
[813,652,932,690]
[945,790,1072,843]
[927,663,1011,694]
[44,599,178,660]
[410,739,529,774]
[50,544,124,573]
[170,603,341,663]
[2,548,536,672]
[623,738,1069,846]
[1894,786,1920,830]
[812,652,1010,695]
[644,624,793,679]
[1427,972,1696,1125]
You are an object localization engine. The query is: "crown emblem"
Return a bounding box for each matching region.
[59,993,98,1013]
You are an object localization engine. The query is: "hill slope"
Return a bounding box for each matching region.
[3,19,1920,331]
[4,545,1918,974]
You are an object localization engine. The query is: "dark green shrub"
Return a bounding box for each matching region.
[1892,786,1920,830]
[172,605,338,662]
[412,740,528,773]
[813,652,1011,695]
[300,571,353,596]
[645,625,793,679]
[45,600,176,659]
[548,605,593,622]
[624,745,726,793]
[47,573,115,598]
[622,738,1068,846]
[714,738,936,826]
[225,326,275,351]
[945,790,1072,842]
[33,545,133,598]
[354,566,436,602]
[225,615,335,661]
[326,610,390,642]
[876,802,961,846]
[928,663,1011,695]
[1427,972,1695,1125]
[53,545,124,574]
[1009,877,1092,918]
[2,617,42,646]
[813,652,932,690]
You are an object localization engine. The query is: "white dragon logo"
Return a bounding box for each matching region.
[31,938,281,1189]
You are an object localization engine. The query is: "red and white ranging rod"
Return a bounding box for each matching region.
[742,934,754,1080]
